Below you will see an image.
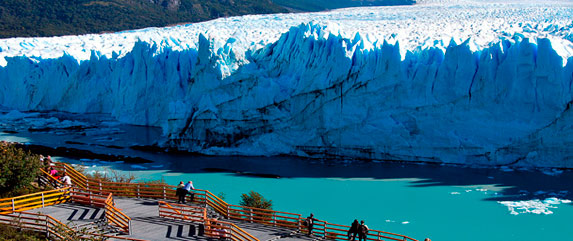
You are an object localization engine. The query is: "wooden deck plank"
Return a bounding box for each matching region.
[24,198,313,241]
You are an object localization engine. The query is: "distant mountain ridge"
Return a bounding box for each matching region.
[0,0,417,39]
[0,0,287,38]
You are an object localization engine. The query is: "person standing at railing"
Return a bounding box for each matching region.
[176,181,185,204]
[184,181,195,203]
[304,213,318,235]
[348,219,359,241]
[358,220,369,241]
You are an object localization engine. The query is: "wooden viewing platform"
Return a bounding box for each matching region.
[0,162,418,241]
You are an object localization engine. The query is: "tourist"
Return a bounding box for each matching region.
[176,181,185,204]
[211,220,230,239]
[48,166,59,178]
[304,213,318,235]
[60,172,72,187]
[46,155,54,166]
[348,219,359,240]
[183,181,195,203]
[358,220,369,241]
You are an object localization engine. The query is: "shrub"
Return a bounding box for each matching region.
[239,191,272,210]
[0,223,45,241]
[0,143,42,197]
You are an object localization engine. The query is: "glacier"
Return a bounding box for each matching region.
[1,0,573,167]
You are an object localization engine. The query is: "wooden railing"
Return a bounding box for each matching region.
[0,210,144,240]
[69,188,110,207]
[38,170,133,235]
[38,169,63,188]
[104,193,131,235]
[52,162,88,189]
[52,162,418,241]
[158,201,206,223]
[0,188,70,214]
[226,203,301,229]
[205,219,259,241]
[323,222,416,241]
[0,211,81,240]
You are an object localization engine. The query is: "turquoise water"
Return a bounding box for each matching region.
[69,158,573,241]
[1,115,572,241]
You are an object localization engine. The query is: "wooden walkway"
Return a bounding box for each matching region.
[29,198,318,241]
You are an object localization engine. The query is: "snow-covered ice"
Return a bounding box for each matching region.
[498,197,572,215]
[1,0,573,167]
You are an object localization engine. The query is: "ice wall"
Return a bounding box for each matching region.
[1,23,573,167]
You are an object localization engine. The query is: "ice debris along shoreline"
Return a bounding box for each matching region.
[1,1,573,167]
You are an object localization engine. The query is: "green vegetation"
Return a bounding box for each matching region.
[0,0,287,38]
[239,190,272,210]
[0,224,46,241]
[271,0,414,12]
[0,143,43,198]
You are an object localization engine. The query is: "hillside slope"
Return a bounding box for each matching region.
[0,0,286,38]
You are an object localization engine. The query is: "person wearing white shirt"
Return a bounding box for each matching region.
[60,173,72,187]
[183,181,195,203]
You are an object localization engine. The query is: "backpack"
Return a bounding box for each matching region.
[359,224,369,234]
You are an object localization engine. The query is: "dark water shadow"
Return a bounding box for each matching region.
[2,119,572,204]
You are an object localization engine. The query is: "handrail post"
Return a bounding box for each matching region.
[137,184,140,198]
[11,198,15,211]
[163,185,166,199]
[45,215,50,239]
[273,212,276,227]
[99,180,102,192]
[249,209,253,223]
[227,204,230,219]
[128,220,132,235]
[42,193,45,208]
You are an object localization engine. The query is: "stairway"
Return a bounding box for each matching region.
[72,219,120,236]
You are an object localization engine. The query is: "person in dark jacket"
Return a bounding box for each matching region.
[358,220,369,241]
[348,219,359,240]
[304,213,318,235]
[176,181,185,203]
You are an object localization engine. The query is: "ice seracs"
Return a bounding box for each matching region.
[1,0,573,167]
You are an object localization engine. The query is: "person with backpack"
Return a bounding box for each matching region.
[303,213,318,235]
[176,181,185,204]
[348,219,359,240]
[358,220,369,241]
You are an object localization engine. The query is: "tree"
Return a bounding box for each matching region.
[0,143,42,197]
[239,190,272,210]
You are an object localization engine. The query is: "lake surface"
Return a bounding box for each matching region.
[1,111,572,241]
